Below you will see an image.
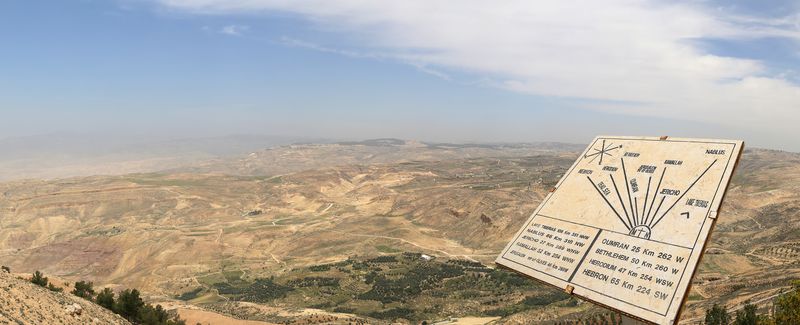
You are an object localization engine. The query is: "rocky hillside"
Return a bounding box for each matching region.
[0,143,798,323]
[0,270,130,324]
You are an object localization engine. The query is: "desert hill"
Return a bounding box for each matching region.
[0,153,572,288]
[0,142,798,323]
[679,148,800,322]
[0,270,130,324]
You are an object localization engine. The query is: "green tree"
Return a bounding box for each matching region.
[705,304,730,325]
[47,283,63,292]
[95,285,185,325]
[774,282,800,325]
[115,288,145,321]
[138,304,167,325]
[138,303,186,325]
[30,270,48,287]
[757,315,776,325]
[72,280,95,299]
[95,287,115,310]
[734,301,757,325]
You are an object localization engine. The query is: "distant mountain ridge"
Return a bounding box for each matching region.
[0,134,319,181]
[172,138,583,176]
[0,134,583,181]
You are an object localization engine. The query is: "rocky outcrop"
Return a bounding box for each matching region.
[0,271,130,324]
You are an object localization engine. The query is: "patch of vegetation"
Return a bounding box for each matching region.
[96,288,115,309]
[358,262,464,303]
[47,283,63,292]
[213,277,293,301]
[771,281,800,324]
[376,245,401,253]
[705,304,731,325]
[734,301,757,325]
[368,307,415,320]
[30,270,47,286]
[554,312,622,325]
[287,276,340,287]
[702,280,800,325]
[207,253,555,322]
[29,271,186,324]
[688,293,704,301]
[333,307,355,313]
[197,273,226,287]
[176,287,204,301]
[447,259,485,268]
[365,255,397,263]
[112,288,186,325]
[83,227,124,238]
[309,264,332,272]
[72,280,95,299]
[222,270,244,282]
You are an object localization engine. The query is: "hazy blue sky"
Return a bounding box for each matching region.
[1,1,799,150]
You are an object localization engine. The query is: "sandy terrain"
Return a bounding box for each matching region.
[0,144,798,324]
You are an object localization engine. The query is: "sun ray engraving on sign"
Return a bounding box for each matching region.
[586,158,718,240]
[497,136,743,325]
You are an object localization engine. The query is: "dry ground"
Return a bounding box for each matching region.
[0,142,798,323]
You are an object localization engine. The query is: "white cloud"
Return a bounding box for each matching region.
[219,24,249,36]
[158,0,800,136]
[280,36,452,80]
[280,36,378,59]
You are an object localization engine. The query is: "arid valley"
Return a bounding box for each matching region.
[1,139,798,324]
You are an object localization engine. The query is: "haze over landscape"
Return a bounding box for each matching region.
[2,0,799,149]
[1,1,800,325]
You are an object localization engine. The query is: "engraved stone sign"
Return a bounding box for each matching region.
[496,136,743,325]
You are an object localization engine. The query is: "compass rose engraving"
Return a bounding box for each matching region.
[584,139,623,165]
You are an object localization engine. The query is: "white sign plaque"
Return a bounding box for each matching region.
[496,136,743,325]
